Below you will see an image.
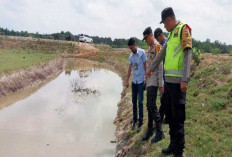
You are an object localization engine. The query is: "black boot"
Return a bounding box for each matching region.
[162,133,174,154]
[162,143,174,155]
[151,125,165,143]
[142,128,153,141]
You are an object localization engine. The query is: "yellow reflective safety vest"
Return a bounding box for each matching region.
[164,22,185,77]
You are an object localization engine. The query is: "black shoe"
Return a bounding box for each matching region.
[142,129,153,141]
[174,154,183,157]
[151,131,165,143]
[162,144,174,155]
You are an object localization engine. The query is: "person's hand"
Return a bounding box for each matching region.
[180,81,187,93]
[146,69,152,78]
[159,87,164,94]
[125,80,129,88]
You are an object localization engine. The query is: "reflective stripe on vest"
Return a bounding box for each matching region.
[165,70,183,75]
[164,22,185,78]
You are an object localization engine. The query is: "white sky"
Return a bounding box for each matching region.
[0,0,231,44]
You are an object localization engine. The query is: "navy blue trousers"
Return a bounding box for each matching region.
[132,82,144,127]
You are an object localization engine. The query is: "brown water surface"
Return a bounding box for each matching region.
[0,62,122,157]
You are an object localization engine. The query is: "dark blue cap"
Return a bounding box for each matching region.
[154,28,163,38]
[142,27,152,41]
[160,7,175,24]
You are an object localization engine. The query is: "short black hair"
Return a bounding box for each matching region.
[128,37,136,46]
[154,28,163,38]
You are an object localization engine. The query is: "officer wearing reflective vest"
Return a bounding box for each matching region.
[147,7,192,157]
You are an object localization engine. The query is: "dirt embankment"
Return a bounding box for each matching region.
[0,58,65,97]
[61,42,99,58]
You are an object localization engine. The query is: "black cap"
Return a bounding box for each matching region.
[154,28,163,38]
[142,27,152,41]
[160,7,175,24]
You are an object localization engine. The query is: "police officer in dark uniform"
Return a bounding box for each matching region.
[142,27,165,143]
[154,28,168,124]
[147,7,192,157]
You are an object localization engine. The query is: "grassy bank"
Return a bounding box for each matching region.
[0,37,77,76]
[0,49,58,76]
[82,45,232,157]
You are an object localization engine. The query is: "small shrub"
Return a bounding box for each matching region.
[222,65,230,75]
[212,99,227,109]
[192,48,201,66]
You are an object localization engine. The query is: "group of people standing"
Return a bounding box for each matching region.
[125,7,192,157]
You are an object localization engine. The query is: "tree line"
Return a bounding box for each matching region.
[0,27,232,55]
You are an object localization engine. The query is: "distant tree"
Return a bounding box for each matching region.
[0,27,231,54]
[64,31,73,41]
[113,38,127,47]
[35,32,40,38]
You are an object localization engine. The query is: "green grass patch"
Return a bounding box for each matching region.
[211,99,227,109]
[222,65,231,75]
[0,49,58,75]
[96,56,105,63]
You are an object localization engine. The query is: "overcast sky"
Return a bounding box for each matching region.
[0,0,231,44]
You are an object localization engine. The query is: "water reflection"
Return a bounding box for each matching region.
[0,67,123,157]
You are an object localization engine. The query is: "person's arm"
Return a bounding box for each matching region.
[158,60,164,93]
[144,61,147,83]
[180,24,192,92]
[146,44,167,77]
[150,44,166,71]
[141,50,147,82]
[158,61,163,87]
[182,48,192,82]
[125,64,132,88]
